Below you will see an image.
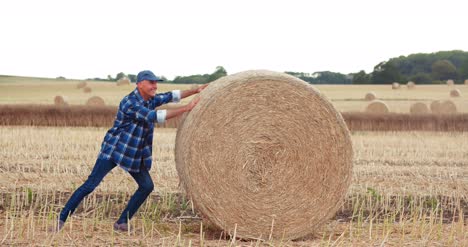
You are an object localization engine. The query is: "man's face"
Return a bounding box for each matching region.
[137,80,158,99]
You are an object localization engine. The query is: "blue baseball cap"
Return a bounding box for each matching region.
[136,70,164,83]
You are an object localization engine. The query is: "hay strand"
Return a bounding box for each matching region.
[365,100,389,113]
[409,102,429,114]
[364,92,376,101]
[86,96,105,106]
[175,70,353,240]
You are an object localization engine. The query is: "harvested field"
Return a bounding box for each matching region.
[0,126,466,245]
[2,104,468,131]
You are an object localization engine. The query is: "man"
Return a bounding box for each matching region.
[57,70,207,232]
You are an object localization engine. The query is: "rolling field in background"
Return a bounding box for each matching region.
[0,75,466,245]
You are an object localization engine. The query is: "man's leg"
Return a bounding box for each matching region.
[59,158,116,223]
[116,167,154,225]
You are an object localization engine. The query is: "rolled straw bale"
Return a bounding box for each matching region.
[117,78,131,86]
[447,79,454,86]
[76,81,87,89]
[439,100,457,114]
[407,81,415,89]
[450,89,461,97]
[392,82,400,89]
[364,92,376,101]
[175,70,353,240]
[54,95,69,107]
[465,79,468,85]
[365,100,389,113]
[83,86,92,93]
[409,102,429,114]
[430,100,441,114]
[86,96,105,106]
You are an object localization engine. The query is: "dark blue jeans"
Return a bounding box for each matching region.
[59,158,154,224]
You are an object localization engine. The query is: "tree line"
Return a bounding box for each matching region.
[85,50,468,85]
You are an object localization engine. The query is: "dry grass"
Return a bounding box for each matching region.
[0,126,466,245]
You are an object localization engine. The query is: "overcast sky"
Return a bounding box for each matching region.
[1,0,467,80]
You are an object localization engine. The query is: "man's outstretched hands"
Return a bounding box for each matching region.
[186,97,201,112]
[195,84,208,93]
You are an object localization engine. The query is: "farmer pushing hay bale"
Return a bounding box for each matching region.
[175,70,353,240]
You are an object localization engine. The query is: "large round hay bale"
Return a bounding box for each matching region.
[409,102,429,114]
[175,70,353,240]
[365,100,389,113]
[392,82,400,89]
[54,95,68,107]
[407,81,415,89]
[364,92,376,101]
[76,81,87,89]
[450,89,461,97]
[86,96,105,106]
[117,78,131,86]
[430,100,441,114]
[83,86,92,93]
[465,79,468,85]
[447,79,454,86]
[439,100,457,114]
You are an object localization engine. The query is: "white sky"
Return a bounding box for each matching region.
[1,0,467,80]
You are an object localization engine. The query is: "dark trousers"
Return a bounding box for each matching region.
[59,158,154,224]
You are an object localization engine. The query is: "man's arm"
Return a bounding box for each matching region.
[165,97,201,120]
[180,84,208,99]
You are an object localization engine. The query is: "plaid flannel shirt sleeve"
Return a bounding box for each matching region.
[121,98,161,123]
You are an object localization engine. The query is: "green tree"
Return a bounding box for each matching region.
[371,60,403,84]
[459,59,468,80]
[115,72,126,81]
[127,74,137,82]
[431,60,457,81]
[409,73,432,84]
[208,66,227,82]
[352,70,371,84]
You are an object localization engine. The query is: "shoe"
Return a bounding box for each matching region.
[113,222,128,232]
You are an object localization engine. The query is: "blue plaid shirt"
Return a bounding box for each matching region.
[98,88,180,172]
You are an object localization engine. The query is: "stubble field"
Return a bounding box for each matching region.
[0,76,467,246]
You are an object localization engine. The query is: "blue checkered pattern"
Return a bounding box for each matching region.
[98,88,179,172]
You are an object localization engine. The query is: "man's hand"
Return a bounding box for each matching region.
[195,84,208,93]
[186,97,201,112]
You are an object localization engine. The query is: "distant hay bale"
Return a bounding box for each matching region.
[430,100,441,114]
[447,79,454,86]
[409,102,429,114]
[392,82,400,89]
[83,86,92,93]
[54,95,68,107]
[117,78,131,86]
[365,100,389,113]
[175,70,353,240]
[450,89,461,97]
[465,79,468,85]
[364,92,376,101]
[439,100,457,114]
[76,81,87,89]
[86,96,105,106]
[407,81,415,89]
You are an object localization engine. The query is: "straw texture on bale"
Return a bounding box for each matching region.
[439,100,457,114]
[83,86,92,93]
[407,81,415,89]
[364,92,376,101]
[409,102,429,114]
[175,70,353,240]
[430,100,441,114]
[76,81,87,89]
[365,100,389,113]
[392,82,400,89]
[86,96,105,106]
[450,89,461,97]
[447,79,454,86]
[117,78,131,86]
[53,95,68,107]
